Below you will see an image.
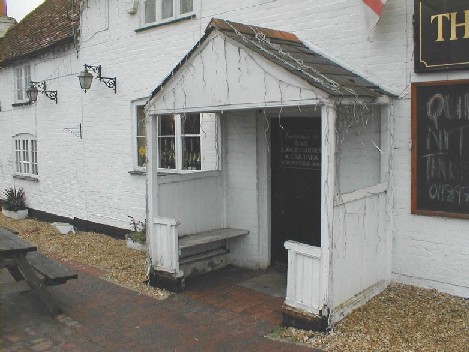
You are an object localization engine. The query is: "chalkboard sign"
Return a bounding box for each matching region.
[280,130,321,170]
[411,81,469,219]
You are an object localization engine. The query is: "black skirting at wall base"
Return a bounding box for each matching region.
[282,305,329,332]
[148,268,185,293]
[27,208,128,240]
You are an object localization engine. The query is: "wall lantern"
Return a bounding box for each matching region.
[26,81,58,104]
[78,64,117,93]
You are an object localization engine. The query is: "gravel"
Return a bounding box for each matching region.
[271,284,469,351]
[0,214,170,300]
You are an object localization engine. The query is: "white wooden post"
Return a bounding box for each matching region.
[146,112,182,276]
[146,112,159,269]
[321,103,336,315]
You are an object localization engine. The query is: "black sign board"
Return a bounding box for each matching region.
[411,80,469,219]
[414,0,469,73]
[280,130,321,170]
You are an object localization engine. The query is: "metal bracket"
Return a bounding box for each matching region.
[64,123,82,139]
[30,81,58,104]
[84,64,117,93]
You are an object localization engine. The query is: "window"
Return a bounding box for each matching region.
[14,64,31,102]
[158,115,177,169]
[143,0,194,25]
[157,113,218,172]
[136,106,147,167]
[14,134,38,177]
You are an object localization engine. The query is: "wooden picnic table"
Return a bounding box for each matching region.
[0,227,77,316]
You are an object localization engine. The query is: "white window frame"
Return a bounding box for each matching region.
[14,64,31,103]
[142,0,195,26]
[13,134,38,178]
[132,99,149,171]
[157,113,218,174]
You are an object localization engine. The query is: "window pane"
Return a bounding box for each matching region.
[16,68,23,101]
[181,113,200,135]
[15,140,21,172]
[23,140,29,161]
[31,140,38,175]
[23,140,29,174]
[145,0,156,23]
[136,106,146,167]
[137,106,146,137]
[182,136,201,170]
[24,65,31,91]
[158,115,175,136]
[137,137,146,167]
[161,0,173,19]
[180,0,193,14]
[158,137,176,169]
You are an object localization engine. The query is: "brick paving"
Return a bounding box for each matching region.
[1,263,318,351]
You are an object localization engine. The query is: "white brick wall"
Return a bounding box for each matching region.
[1,0,467,296]
[224,111,261,268]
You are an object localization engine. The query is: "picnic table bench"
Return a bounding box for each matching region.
[0,227,77,315]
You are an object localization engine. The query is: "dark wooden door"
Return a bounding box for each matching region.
[271,117,322,264]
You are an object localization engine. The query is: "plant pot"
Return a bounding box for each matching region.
[125,235,147,251]
[1,208,28,220]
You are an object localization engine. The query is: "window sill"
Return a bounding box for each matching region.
[13,174,39,182]
[12,101,32,108]
[158,170,220,184]
[129,170,146,176]
[135,14,195,33]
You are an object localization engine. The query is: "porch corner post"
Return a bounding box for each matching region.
[146,112,159,270]
[320,102,336,320]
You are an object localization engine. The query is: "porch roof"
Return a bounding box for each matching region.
[148,19,391,109]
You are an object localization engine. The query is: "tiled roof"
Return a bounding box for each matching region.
[0,0,79,65]
[149,19,391,101]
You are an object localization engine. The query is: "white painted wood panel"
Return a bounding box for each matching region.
[150,216,181,275]
[158,173,223,235]
[331,190,390,320]
[284,241,322,315]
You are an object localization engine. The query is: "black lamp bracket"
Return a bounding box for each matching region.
[30,81,58,104]
[84,64,117,93]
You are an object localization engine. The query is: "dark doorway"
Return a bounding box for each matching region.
[271,117,322,264]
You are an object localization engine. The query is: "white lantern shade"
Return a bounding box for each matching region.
[26,84,39,103]
[78,69,93,91]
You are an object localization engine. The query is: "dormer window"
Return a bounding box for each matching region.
[143,0,194,25]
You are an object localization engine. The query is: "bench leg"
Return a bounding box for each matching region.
[13,254,63,316]
[7,265,26,282]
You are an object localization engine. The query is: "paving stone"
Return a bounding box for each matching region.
[1,263,317,351]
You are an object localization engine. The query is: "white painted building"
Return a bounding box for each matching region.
[0,0,467,327]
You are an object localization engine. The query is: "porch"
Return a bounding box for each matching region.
[144,18,394,327]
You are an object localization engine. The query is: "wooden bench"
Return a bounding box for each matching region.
[1,227,78,315]
[178,228,249,266]
[149,219,250,291]
[178,228,249,249]
[25,252,78,286]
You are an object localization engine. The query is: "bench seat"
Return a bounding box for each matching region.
[178,228,249,250]
[26,252,78,286]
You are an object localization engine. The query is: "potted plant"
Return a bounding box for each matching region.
[126,216,147,251]
[1,187,28,220]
